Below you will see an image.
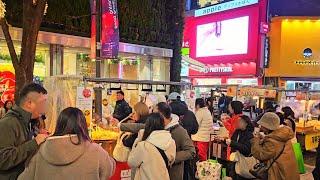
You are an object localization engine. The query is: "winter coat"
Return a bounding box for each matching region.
[251,126,300,180]
[0,105,38,180]
[122,116,148,148]
[223,114,242,138]
[128,130,176,180]
[18,135,115,180]
[192,107,214,142]
[120,115,196,180]
[230,128,254,156]
[170,101,198,136]
[113,99,132,121]
[313,139,320,180]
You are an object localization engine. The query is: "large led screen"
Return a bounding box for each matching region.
[184,5,260,65]
[196,16,249,57]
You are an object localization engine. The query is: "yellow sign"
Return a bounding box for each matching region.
[305,131,320,150]
[226,86,237,97]
[264,89,277,98]
[265,18,320,77]
[239,87,265,97]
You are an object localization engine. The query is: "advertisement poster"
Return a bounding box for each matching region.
[0,71,15,105]
[264,89,277,98]
[76,87,94,125]
[101,0,119,58]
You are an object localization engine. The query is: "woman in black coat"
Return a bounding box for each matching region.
[224,115,254,179]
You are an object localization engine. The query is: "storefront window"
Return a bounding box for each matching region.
[0,40,50,81]
[153,57,170,81]
[63,47,94,77]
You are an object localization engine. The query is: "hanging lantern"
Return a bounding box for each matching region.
[0,0,6,19]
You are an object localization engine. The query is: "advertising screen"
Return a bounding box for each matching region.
[196,16,249,57]
[184,5,260,65]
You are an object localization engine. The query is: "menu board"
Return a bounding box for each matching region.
[76,87,94,125]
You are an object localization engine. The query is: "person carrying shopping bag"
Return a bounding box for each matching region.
[128,113,176,180]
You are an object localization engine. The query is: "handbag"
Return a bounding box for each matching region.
[249,144,286,180]
[234,151,259,179]
[113,132,131,162]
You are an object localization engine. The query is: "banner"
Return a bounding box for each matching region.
[76,87,94,126]
[238,87,265,97]
[101,0,119,58]
[90,0,96,59]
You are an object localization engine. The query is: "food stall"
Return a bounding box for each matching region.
[278,90,320,150]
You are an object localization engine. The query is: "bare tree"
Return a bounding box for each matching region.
[0,0,47,100]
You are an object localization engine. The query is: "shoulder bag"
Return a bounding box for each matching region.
[249,144,286,180]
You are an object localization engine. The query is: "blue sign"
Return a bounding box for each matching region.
[195,0,259,17]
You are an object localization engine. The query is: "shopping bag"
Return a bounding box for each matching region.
[292,143,306,174]
[109,162,131,180]
[196,160,222,180]
[113,132,131,162]
[233,151,259,179]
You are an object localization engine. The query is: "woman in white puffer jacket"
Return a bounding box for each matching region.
[192,98,213,161]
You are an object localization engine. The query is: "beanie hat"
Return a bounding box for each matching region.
[258,112,280,131]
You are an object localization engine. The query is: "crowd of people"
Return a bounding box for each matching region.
[0,83,319,180]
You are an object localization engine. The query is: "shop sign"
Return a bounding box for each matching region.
[76,87,94,126]
[263,37,270,68]
[239,87,265,97]
[305,132,320,150]
[195,0,259,17]
[200,66,233,73]
[101,0,119,58]
[264,89,277,98]
[310,93,320,100]
[227,86,238,97]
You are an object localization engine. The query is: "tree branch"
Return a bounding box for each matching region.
[0,19,19,69]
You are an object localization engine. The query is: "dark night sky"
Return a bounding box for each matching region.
[269,0,320,16]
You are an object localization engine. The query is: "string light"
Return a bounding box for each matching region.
[0,0,6,19]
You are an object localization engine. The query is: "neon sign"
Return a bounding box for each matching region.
[195,0,259,17]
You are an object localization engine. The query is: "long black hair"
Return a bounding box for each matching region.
[230,101,244,115]
[282,106,295,119]
[4,100,13,113]
[53,107,91,145]
[142,113,165,141]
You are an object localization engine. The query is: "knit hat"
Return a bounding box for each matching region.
[258,112,280,131]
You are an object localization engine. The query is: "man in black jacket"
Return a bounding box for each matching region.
[168,93,198,180]
[112,91,132,121]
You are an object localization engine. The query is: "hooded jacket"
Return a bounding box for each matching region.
[18,135,115,180]
[192,107,214,142]
[128,130,176,180]
[251,126,300,180]
[120,115,195,180]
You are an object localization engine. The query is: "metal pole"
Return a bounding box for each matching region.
[95,0,103,117]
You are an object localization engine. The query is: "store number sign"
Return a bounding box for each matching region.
[305,132,320,150]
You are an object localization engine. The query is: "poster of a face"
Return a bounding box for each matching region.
[196,16,249,57]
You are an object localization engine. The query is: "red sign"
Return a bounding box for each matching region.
[101,0,119,58]
[0,71,15,105]
[189,62,256,77]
